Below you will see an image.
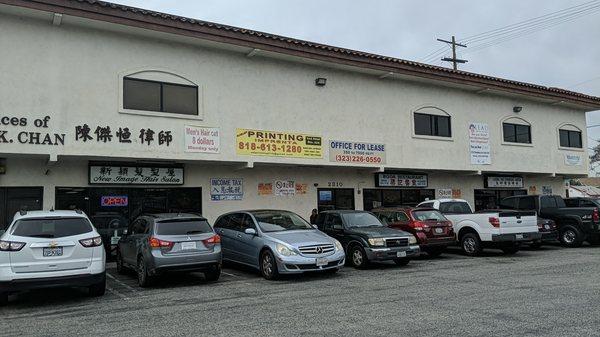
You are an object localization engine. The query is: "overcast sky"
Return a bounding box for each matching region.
[117,0,600,163]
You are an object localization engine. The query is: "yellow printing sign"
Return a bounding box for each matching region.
[236,128,323,158]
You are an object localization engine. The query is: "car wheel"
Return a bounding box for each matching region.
[560,227,583,248]
[394,258,410,266]
[88,273,106,297]
[501,246,520,255]
[116,251,126,275]
[529,241,542,249]
[260,250,279,280]
[460,233,482,257]
[137,257,153,288]
[0,292,8,306]
[348,245,368,269]
[204,264,221,282]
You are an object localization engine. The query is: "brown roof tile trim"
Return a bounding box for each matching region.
[3,0,600,110]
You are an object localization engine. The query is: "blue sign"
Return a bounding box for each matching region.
[211,178,243,201]
[319,190,333,202]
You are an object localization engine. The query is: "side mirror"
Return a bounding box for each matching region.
[244,228,257,235]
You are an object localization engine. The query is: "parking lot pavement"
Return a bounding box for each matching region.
[2,245,600,337]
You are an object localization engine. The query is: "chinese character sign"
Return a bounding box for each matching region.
[89,166,183,185]
[210,178,243,201]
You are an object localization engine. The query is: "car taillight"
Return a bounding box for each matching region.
[410,221,426,231]
[593,208,599,223]
[203,234,221,245]
[489,217,500,228]
[0,240,25,251]
[79,236,103,248]
[149,236,174,250]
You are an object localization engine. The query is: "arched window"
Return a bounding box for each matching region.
[558,123,582,149]
[413,106,451,138]
[120,69,200,117]
[501,116,531,144]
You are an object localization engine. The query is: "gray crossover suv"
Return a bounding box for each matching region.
[214,210,345,280]
[116,213,222,287]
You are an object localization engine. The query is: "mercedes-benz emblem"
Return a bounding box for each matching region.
[316,246,323,254]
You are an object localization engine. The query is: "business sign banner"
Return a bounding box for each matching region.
[274,180,296,196]
[468,123,491,165]
[258,183,273,196]
[89,166,183,185]
[185,126,220,154]
[438,189,452,198]
[487,176,523,188]
[376,173,428,188]
[329,140,386,164]
[295,183,308,195]
[564,154,583,166]
[542,186,553,195]
[101,196,128,207]
[210,178,243,201]
[236,128,322,158]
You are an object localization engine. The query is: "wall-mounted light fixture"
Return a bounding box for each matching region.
[315,78,327,87]
[513,106,523,113]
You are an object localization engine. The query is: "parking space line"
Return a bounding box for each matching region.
[106,272,138,293]
[222,271,242,278]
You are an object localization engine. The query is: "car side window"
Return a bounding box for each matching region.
[228,213,244,232]
[315,213,326,229]
[580,200,595,207]
[396,212,409,222]
[330,214,343,230]
[499,198,516,209]
[420,202,434,208]
[540,196,557,209]
[518,197,536,210]
[131,218,145,235]
[240,215,256,231]
[214,215,230,229]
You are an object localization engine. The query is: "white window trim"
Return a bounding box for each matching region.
[500,116,533,147]
[411,106,454,141]
[557,123,584,152]
[118,68,204,120]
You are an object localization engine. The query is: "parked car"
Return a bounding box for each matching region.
[315,210,419,268]
[213,210,345,280]
[564,197,600,208]
[0,210,106,305]
[116,213,221,287]
[372,207,454,257]
[529,218,559,249]
[499,195,600,247]
[418,199,539,256]
[89,212,128,258]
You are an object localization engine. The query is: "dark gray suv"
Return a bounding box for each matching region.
[116,213,222,287]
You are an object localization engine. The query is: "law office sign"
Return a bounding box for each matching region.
[89,165,183,185]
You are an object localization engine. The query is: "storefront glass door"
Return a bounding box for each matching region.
[0,187,43,230]
[317,188,355,212]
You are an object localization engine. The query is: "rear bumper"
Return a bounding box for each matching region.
[148,249,222,275]
[419,237,456,250]
[491,232,542,242]
[538,230,559,242]
[0,271,105,293]
[365,245,420,261]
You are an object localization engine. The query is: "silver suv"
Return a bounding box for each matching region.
[0,210,106,305]
[116,213,222,287]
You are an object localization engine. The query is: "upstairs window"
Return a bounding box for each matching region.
[414,112,451,137]
[123,77,198,116]
[559,129,582,148]
[503,123,531,144]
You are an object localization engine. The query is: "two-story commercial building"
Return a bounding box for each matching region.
[1,0,599,229]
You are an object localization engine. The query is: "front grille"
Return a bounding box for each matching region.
[386,238,409,247]
[298,244,335,255]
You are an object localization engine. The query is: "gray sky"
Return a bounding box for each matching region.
[116,0,600,168]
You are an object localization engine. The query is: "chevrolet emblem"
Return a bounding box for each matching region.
[49,241,59,248]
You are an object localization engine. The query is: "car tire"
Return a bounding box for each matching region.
[529,241,542,249]
[393,258,410,266]
[204,264,221,282]
[460,233,482,257]
[260,250,279,280]
[88,273,106,297]
[116,251,126,275]
[560,226,583,248]
[0,292,8,306]
[137,256,153,288]
[501,246,520,255]
[348,245,369,269]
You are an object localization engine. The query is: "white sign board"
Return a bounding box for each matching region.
[542,186,553,195]
[274,180,296,196]
[487,176,523,188]
[89,166,183,185]
[438,189,452,198]
[329,140,386,164]
[184,126,220,154]
[564,154,583,166]
[210,178,243,201]
[377,174,428,188]
[469,123,491,165]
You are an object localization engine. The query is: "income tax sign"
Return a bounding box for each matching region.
[236,128,322,158]
[329,140,386,164]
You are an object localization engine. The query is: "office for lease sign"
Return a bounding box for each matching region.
[236,128,322,158]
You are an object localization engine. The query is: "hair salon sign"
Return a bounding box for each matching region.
[89,165,183,185]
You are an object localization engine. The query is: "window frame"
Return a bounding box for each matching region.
[413,112,452,138]
[502,122,532,145]
[559,129,582,149]
[123,77,199,116]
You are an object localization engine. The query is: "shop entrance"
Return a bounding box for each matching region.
[0,187,43,230]
[362,189,435,211]
[474,189,527,211]
[317,188,355,212]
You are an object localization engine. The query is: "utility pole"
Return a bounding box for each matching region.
[437,36,468,70]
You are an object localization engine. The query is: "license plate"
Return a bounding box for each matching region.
[111,236,121,245]
[435,228,443,234]
[516,234,524,240]
[181,242,196,250]
[544,225,550,230]
[43,247,63,257]
[396,251,407,257]
[316,257,328,266]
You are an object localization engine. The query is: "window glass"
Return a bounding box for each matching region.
[155,219,212,235]
[214,215,230,229]
[515,124,531,143]
[559,130,570,147]
[253,211,312,232]
[419,202,434,208]
[518,197,536,210]
[123,77,198,116]
[439,202,472,214]
[564,199,578,207]
[503,123,531,144]
[436,116,451,137]
[413,210,447,221]
[240,215,255,231]
[228,213,245,232]
[123,78,161,112]
[315,214,327,228]
[162,83,198,115]
[554,196,566,208]
[12,217,93,238]
[414,113,451,137]
[414,113,432,136]
[375,211,409,224]
[503,123,516,142]
[560,129,582,148]
[499,198,517,209]
[540,196,557,209]
[341,212,383,228]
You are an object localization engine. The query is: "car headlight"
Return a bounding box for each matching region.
[276,243,297,256]
[368,238,385,247]
[333,239,343,251]
[409,236,417,244]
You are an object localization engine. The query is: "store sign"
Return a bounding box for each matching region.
[565,154,583,166]
[210,178,243,201]
[487,176,523,188]
[376,173,428,188]
[329,140,386,164]
[185,126,220,154]
[438,189,452,198]
[236,128,323,158]
[542,186,553,195]
[258,183,273,196]
[319,190,333,201]
[468,123,491,165]
[274,180,296,196]
[295,183,308,195]
[101,196,128,207]
[89,166,183,185]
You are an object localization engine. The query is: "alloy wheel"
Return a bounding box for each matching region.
[563,230,576,244]
[463,237,476,254]
[352,249,364,266]
[262,253,273,278]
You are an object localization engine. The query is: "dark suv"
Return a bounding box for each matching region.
[117,213,222,287]
[315,210,420,268]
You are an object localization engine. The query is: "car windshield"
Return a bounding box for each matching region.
[155,219,212,235]
[342,212,383,228]
[439,202,472,214]
[11,217,93,238]
[413,210,447,221]
[253,211,313,233]
[375,211,407,224]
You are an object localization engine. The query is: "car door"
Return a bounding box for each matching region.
[220,213,244,263]
[214,215,235,261]
[323,214,347,245]
[236,214,261,267]
[120,218,139,264]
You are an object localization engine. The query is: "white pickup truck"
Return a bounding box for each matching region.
[417,199,540,256]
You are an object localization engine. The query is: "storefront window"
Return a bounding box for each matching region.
[317,188,355,212]
[363,189,435,211]
[0,187,43,230]
[474,189,527,211]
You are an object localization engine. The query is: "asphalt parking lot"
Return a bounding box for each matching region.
[2,245,600,337]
